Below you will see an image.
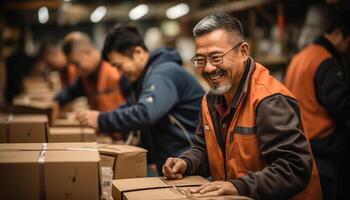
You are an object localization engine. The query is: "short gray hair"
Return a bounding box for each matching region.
[193,12,244,40]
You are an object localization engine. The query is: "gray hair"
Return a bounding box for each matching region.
[193,12,244,40]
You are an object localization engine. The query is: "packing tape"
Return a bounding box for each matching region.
[80,126,85,142]
[38,143,47,200]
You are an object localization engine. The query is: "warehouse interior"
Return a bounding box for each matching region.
[0,0,349,199]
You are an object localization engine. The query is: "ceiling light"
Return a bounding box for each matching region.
[90,6,107,23]
[166,3,189,19]
[129,4,149,20]
[38,7,49,24]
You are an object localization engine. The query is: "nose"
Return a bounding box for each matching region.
[204,61,217,73]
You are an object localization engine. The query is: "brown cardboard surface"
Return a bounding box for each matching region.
[0,142,100,200]
[0,114,48,143]
[124,186,252,200]
[53,119,80,127]
[12,100,58,125]
[112,176,209,200]
[98,144,147,179]
[48,127,96,142]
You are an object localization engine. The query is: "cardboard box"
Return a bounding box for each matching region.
[98,144,147,179]
[0,114,49,143]
[53,119,80,127]
[48,127,96,142]
[12,100,58,125]
[0,142,100,200]
[124,187,252,200]
[112,176,208,200]
[112,176,251,200]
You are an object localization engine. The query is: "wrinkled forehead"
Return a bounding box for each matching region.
[194,29,239,54]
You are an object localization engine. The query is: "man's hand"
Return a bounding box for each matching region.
[76,110,100,129]
[162,157,187,179]
[190,181,239,196]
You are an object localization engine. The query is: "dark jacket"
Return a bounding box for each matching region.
[312,36,350,156]
[98,48,204,173]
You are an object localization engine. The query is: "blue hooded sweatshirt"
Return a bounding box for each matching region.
[98,48,204,174]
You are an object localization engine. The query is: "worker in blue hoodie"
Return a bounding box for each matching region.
[76,24,204,174]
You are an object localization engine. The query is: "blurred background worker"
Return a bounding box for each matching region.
[55,31,130,112]
[284,6,350,200]
[39,38,78,89]
[75,24,204,175]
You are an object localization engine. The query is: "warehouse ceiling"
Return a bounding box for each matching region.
[3,0,279,25]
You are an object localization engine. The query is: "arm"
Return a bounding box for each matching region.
[55,78,85,106]
[98,74,179,133]
[314,58,350,120]
[230,94,312,199]
[179,111,210,177]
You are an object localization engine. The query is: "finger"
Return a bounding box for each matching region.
[172,160,184,174]
[190,184,208,193]
[174,174,182,179]
[199,184,218,194]
[216,188,225,196]
[163,165,175,179]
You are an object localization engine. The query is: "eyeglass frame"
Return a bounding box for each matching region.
[191,41,244,68]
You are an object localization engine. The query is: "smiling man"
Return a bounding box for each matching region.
[162,13,322,199]
[76,25,204,174]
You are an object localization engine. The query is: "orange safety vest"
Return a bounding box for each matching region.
[284,44,334,140]
[81,61,125,112]
[66,64,79,86]
[202,62,322,200]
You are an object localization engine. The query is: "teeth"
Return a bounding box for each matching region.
[208,71,223,80]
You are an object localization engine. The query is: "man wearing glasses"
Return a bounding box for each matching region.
[163,13,322,199]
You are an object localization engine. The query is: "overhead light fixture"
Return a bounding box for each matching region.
[38,7,49,24]
[90,6,107,23]
[166,3,189,19]
[129,4,149,20]
[63,0,71,2]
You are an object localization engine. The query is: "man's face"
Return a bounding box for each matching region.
[107,50,144,82]
[194,29,247,95]
[44,48,67,70]
[69,48,96,77]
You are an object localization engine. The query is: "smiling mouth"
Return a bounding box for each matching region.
[206,70,225,81]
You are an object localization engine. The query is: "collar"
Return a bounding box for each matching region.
[213,57,255,110]
[314,35,342,63]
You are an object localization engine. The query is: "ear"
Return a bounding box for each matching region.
[133,46,144,56]
[240,42,249,61]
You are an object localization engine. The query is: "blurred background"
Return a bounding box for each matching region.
[1,0,349,110]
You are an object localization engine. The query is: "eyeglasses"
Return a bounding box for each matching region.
[191,41,244,68]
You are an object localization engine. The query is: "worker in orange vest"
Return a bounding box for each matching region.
[163,13,322,200]
[55,32,130,112]
[39,38,78,88]
[284,6,350,200]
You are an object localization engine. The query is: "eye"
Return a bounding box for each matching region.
[210,56,222,64]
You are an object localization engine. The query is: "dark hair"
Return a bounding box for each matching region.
[39,38,62,59]
[193,12,244,40]
[102,24,148,60]
[325,5,350,37]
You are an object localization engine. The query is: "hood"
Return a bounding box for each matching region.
[145,47,183,68]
